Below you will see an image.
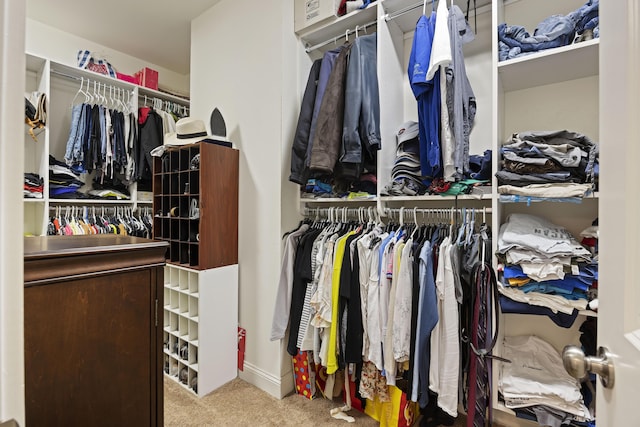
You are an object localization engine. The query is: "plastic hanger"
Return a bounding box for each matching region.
[410,207,420,240]
[71,77,86,106]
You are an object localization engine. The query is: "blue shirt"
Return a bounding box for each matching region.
[408,13,441,183]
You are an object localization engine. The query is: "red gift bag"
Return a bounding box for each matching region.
[365,385,419,427]
[292,350,316,400]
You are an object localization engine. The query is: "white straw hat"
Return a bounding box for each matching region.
[164,117,210,146]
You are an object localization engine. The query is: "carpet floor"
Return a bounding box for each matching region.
[164,376,469,426]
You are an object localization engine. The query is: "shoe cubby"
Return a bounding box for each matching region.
[189,271,199,295]
[153,141,238,269]
[161,263,238,397]
[188,171,199,194]
[189,319,198,341]
[189,296,198,318]
[178,268,189,290]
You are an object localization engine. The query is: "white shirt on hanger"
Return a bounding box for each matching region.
[429,237,459,417]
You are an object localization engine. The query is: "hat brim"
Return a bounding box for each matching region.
[164,132,210,146]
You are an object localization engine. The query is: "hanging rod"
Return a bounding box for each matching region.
[384,0,434,21]
[51,68,189,106]
[48,204,150,213]
[49,205,127,212]
[304,19,378,53]
[50,68,134,92]
[302,206,492,221]
[383,0,492,22]
[385,206,492,216]
[137,93,189,107]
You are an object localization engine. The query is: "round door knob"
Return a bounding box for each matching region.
[562,345,615,388]
[562,345,588,379]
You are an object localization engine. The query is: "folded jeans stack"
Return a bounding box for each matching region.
[498,0,599,61]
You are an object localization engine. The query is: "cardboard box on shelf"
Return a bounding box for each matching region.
[294,0,340,33]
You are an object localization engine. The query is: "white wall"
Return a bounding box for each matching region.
[191,0,300,398]
[0,0,26,424]
[25,18,190,96]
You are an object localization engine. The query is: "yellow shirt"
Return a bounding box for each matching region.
[326,230,356,374]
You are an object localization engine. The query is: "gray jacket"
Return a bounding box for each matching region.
[341,33,380,179]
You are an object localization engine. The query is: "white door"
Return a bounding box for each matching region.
[596,1,640,424]
[0,0,26,425]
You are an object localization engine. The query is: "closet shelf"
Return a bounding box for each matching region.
[381,0,492,34]
[50,61,138,91]
[25,124,45,139]
[300,196,377,204]
[49,198,133,204]
[498,191,599,204]
[498,38,599,92]
[380,193,492,202]
[578,310,597,318]
[48,60,189,106]
[24,198,45,203]
[25,53,46,73]
[297,2,378,50]
[138,85,189,106]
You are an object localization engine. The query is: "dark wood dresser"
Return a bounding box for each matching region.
[24,235,168,426]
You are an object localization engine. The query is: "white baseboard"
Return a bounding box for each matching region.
[239,361,295,399]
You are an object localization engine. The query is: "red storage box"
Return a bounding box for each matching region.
[116,72,138,85]
[136,67,158,90]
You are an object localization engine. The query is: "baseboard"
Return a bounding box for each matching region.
[238,362,295,399]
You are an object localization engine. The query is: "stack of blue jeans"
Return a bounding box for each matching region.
[498,0,599,61]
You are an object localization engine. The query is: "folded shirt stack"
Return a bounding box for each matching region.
[497,213,594,315]
[496,130,598,198]
[499,335,593,424]
[24,173,43,199]
[49,155,85,198]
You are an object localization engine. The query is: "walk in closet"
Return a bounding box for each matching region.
[287,0,600,425]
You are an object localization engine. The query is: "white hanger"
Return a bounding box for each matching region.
[410,207,419,239]
[71,77,85,106]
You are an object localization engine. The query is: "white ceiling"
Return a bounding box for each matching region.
[26,0,221,75]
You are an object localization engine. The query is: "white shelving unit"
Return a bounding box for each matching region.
[296,0,494,218]
[163,263,238,397]
[23,52,190,236]
[492,0,599,425]
[294,0,600,424]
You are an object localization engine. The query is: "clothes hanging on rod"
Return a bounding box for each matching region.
[291,31,381,199]
[63,78,137,198]
[304,21,377,53]
[46,205,152,237]
[407,1,477,187]
[137,96,189,190]
[272,206,497,423]
[138,94,189,119]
